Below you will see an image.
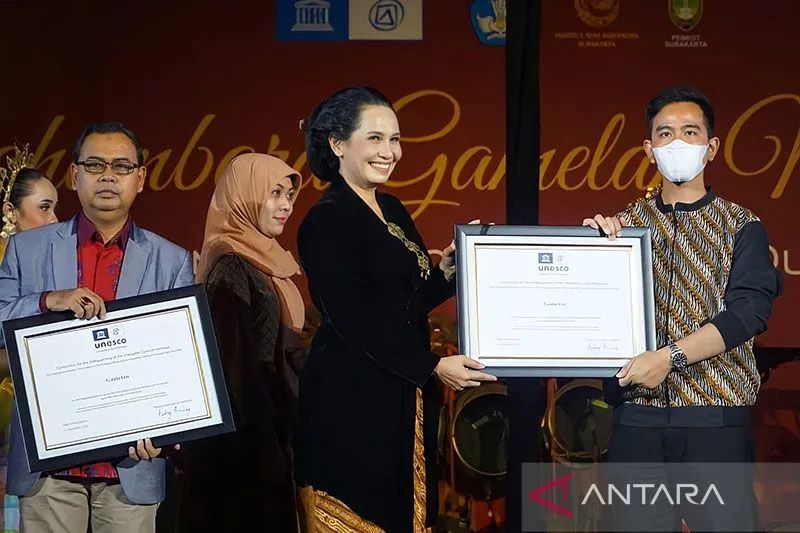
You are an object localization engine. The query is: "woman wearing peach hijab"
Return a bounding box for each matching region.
[177,153,305,532]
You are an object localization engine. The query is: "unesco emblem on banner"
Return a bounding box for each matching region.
[574,0,619,28]
[538,253,554,264]
[276,0,347,41]
[291,0,334,32]
[369,0,404,31]
[92,328,109,342]
[669,0,703,32]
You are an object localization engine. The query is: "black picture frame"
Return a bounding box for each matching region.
[2,284,235,473]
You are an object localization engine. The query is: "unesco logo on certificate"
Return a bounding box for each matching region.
[538,252,569,272]
[92,326,127,349]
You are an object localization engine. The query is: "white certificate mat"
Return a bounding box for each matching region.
[3,285,235,472]
[456,226,656,377]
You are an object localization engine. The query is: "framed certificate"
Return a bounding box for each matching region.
[456,225,656,377]
[3,284,235,472]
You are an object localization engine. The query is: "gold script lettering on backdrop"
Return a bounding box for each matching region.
[3,92,797,219]
[725,94,800,200]
[769,247,800,276]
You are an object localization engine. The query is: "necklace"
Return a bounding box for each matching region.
[386,222,431,280]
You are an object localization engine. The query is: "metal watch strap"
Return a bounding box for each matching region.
[668,342,688,371]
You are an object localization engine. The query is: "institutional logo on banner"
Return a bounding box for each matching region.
[574,0,619,28]
[471,0,506,46]
[349,0,422,40]
[665,0,707,47]
[556,0,634,48]
[276,0,348,41]
[669,0,703,32]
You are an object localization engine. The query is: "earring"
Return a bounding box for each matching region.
[1,211,17,240]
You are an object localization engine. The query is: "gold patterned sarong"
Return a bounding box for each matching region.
[298,389,429,532]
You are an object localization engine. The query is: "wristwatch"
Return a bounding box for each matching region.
[667,342,688,372]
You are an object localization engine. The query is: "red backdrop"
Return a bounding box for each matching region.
[1,0,796,348]
[539,0,800,487]
[1,1,799,526]
[540,0,799,348]
[0,1,505,325]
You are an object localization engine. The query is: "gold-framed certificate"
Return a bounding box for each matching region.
[455,225,657,377]
[2,284,234,472]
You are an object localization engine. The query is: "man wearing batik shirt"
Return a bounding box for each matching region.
[584,86,782,532]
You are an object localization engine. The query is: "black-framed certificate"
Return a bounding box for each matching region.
[2,284,234,473]
[455,225,656,377]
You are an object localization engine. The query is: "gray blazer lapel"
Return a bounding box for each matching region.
[52,219,78,290]
[117,225,149,299]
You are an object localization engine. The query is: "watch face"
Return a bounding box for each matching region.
[669,344,687,370]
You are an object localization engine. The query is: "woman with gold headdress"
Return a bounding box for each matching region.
[0,146,59,379]
[0,146,58,533]
[177,153,305,532]
[0,147,59,267]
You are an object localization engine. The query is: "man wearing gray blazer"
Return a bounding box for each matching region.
[0,122,194,533]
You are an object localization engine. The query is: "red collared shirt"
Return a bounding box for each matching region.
[55,212,132,479]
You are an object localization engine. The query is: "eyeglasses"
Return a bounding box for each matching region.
[75,158,139,175]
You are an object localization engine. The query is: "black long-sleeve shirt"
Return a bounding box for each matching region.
[709,220,783,350]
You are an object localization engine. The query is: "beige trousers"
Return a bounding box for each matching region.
[19,476,158,533]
